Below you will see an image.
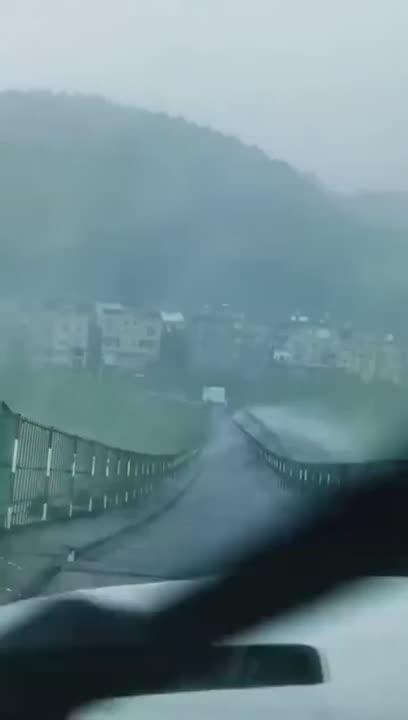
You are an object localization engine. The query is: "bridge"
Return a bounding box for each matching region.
[0,399,389,601]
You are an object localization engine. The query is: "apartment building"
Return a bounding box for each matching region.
[95,303,162,372]
[188,308,245,375]
[336,332,403,385]
[273,316,340,369]
[27,302,90,369]
[238,322,273,378]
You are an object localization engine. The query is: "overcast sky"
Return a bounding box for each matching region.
[1,0,407,191]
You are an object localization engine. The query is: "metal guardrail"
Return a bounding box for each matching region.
[0,408,196,530]
[237,417,404,492]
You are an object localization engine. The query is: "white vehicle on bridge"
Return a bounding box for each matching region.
[202,386,227,405]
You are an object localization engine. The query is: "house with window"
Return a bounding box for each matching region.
[272,316,341,369]
[94,303,162,372]
[27,301,90,369]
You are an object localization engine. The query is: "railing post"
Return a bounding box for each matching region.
[133,456,138,499]
[104,451,109,509]
[69,437,78,519]
[5,414,22,530]
[42,429,53,522]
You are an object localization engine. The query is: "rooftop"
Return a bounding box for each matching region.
[160,311,185,324]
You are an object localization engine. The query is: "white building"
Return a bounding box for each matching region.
[95,303,162,371]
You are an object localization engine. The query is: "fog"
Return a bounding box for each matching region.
[0,1,407,446]
[1,8,408,702]
[1,0,408,190]
[250,404,365,460]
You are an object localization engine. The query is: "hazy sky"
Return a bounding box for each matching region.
[1,0,407,191]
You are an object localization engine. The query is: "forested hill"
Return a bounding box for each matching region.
[0,90,405,328]
[345,191,408,232]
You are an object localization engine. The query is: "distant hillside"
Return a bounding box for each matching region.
[0,90,405,329]
[345,191,408,231]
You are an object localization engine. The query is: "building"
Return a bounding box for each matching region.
[188,306,272,379]
[362,334,403,385]
[272,316,340,369]
[94,303,162,372]
[160,311,185,332]
[158,311,187,376]
[238,322,273,378]
[188,308,245,376]
[336,331,404,385]
[0,299,165,374]
[25,301,90,369]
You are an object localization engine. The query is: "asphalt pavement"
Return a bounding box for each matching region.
[40,410,298,596]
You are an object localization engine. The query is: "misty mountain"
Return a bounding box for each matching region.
[0,90,405,327]
[345,191,408,232]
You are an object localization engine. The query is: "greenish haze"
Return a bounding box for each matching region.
[230,366,408,460]
[0,366,207,455]
[0,90,406,330]
[346,191,408,232]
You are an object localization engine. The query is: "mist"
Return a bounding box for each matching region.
[0,3,406,455]
[1,1,408,191]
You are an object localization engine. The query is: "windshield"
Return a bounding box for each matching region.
[0,0,408,713]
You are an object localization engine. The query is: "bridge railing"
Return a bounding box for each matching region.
[0,408,196,530]
[236,415,405,492]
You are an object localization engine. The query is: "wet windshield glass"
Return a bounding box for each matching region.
[0,1,407,697]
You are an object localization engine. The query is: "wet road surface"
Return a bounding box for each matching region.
[41,412,298,595]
